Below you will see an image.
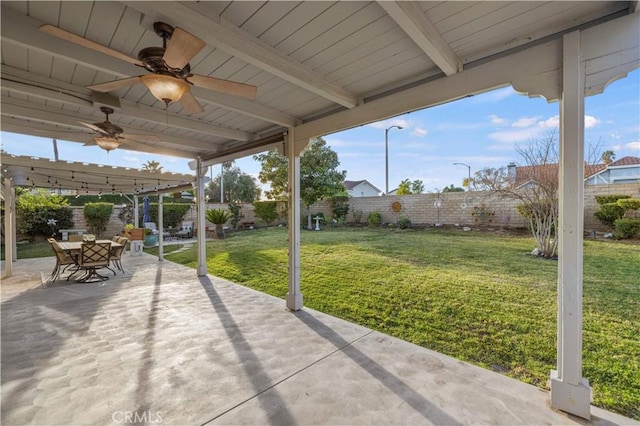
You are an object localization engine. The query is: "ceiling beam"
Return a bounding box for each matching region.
[0,5,298,127]
[377,1,462,76]
[122,1,360,109]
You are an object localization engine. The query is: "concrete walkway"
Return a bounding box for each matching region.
[1,255,635,425]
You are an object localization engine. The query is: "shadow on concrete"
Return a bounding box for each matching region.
[198,276,296,425]
[294,310,462,426]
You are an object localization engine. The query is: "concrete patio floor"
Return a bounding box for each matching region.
[1,254,635,425]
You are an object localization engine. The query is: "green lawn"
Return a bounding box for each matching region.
[162,227,639,419]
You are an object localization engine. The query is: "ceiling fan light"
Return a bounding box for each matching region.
[95,137,123,152]
[140,74,190,104]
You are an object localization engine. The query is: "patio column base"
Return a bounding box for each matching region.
[550,370,591,419]
[197,265,207,276]
[286,293,303,311]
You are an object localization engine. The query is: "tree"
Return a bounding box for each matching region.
[142,160,163,173]
[474,131,561,258]
[396,179,425,195]
[254,137,346,229]
[601,150,616,164]
[206,165,261,203]
[442,184,465,193]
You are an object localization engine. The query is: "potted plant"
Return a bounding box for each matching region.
[205,208,231,239]
[143,227,158,247]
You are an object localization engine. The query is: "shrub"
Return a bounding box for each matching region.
[352,209,363,224]
[330,192,350,221]
[397,216,411,229]
[16,190,73,237]
[617,198,640,211]
[227,202,244,230]
[253,201,278,225]
[614,218,640,239]
[595,194,631,205]
[594,203,626,228]
[84,202,114,236]
[368,211,381,227]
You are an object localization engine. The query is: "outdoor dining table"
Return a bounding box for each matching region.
[57,240,122,253]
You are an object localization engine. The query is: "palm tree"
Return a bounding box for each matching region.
[601,150,615,165]
[142,160,163,173]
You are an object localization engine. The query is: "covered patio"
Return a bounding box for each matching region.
[2,1,639,420]
[1,255,633,425]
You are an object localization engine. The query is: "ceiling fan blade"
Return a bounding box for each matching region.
[180,91,205,114]
[121,133,160,142]
[88,76,141,93]
[163,27,206,70]
[39,24,142,66]
[79,121,108,134]
[189,74,257,99]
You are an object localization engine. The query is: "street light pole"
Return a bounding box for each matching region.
[453,162,471,191]
[385,125,403,195]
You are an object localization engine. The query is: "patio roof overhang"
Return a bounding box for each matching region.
[0,1,636,165]
[1,154,195,196]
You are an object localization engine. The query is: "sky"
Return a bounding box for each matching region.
[2,68,639,195]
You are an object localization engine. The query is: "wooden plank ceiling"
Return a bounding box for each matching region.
[0,1,634,165]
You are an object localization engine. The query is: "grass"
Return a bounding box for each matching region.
[5,229,638,418]
[162,227,639,419]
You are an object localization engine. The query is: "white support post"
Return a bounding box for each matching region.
[286,128,304,311]
[550,30,591,420]
[196,158,207,276]
[158,192,164,262]
[133,196,139,228]
[11,183,17,262]
[2,178,15,278]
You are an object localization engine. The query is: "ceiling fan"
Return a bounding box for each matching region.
[39,22,257,113]
[81,107,160,152]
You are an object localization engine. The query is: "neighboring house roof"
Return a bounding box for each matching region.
[509,158,640,188]
[344,180,382,193]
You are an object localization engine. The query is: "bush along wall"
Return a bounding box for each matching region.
[83,202,114,236]
[16,190,73,238]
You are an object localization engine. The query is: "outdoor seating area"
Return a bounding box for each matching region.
[44,237,125,284]
[0,254,632,425]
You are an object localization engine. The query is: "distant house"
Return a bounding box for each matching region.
[584,156,640,185]
[507,156,640,188]
[344,180,381,197]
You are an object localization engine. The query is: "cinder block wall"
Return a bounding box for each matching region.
[66,183,639,234]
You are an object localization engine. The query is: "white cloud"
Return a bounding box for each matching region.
[411,126,428,137]
[488,127,545,144]
[122,155,140,163]
[512,116,539,128]
[489,114,508,126]
[368,119,409,130]
[584,115,601,129]
[610,132,622,140]
[538,115,559,128]
[625,141,640,151]
[612,144,622,151]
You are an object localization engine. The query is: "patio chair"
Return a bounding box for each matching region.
[47,238,77,281]
[144,222,171,239]
[73,242,112,283]
[109,240,126,274]
[175,221,193,239]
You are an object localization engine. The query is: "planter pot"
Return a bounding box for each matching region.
[144,234,158,247]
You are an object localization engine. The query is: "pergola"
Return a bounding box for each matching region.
[1,1,638,419]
